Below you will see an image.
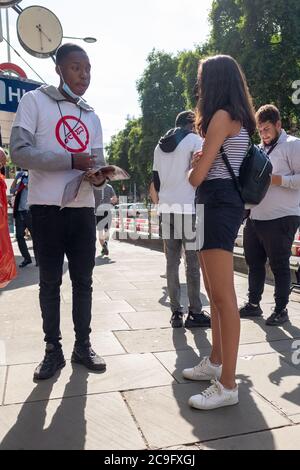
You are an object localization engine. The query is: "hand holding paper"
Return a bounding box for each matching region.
[60,165,130,209]
[72,153,96,171]
[86,165,130,181]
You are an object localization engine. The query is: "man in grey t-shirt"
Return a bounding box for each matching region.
[94,184,117,256]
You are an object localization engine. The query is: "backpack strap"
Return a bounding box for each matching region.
[220,145,243,196]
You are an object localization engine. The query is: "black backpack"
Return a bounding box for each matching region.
[221,141,274,205]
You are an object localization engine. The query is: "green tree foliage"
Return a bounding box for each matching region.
[137,50,185,138]
[137,49,186,176]
[106,118,144,195]
[210,0,300,129]
[107,50,188,196]
[107,1,300,194]
[177,45,212,109]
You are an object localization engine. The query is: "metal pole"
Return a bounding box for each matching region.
[5,8,11,63]
[0,9,3,42]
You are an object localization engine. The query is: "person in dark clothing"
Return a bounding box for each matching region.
[240,105,300,326]
[10,43,114,381]
[10,170,38,267]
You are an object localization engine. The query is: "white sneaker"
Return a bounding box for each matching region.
[188,379,239,410]
[182,356,222,381]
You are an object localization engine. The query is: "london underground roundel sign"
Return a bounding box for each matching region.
[0,63,27,78]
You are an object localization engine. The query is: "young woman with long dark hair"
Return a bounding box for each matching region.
[182,55,256,410]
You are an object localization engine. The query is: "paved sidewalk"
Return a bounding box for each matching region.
[0,239,300,450]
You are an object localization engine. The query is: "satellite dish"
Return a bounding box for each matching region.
[17,6,63,58]
[0,0,23,7]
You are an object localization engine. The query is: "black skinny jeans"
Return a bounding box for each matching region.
[15,210,38,262]
[31,205,96,347]
[244,216,300,311]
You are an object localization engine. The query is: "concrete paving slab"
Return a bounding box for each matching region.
[239,319,297,344]
[115,322,296,355]
[0,317,43,339]
[106,289,168,301]
[2,330,126,366]
[90,314,130,332]
[117,273,172,282]
[120,311,174,330]
[289,414,300,424]
[0,367,6,405]
[237,354,300,416]
[4,354,174,405]
[131,280,169,290]
[61,290,111,303]
[1,239,300,449]
[97,281,139,291]
[60,310,130,332]
[155,340,296,384]
[124,383,289,449]
[0,392,145,450]
[2,311,130,340]
[124,299,172,312]
[115,328,212,354]
[163,445,201,451]
[0,300,40,316]
[201,425,300,450]
[91,300,136,315]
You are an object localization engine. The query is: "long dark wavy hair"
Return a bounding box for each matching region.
[195,55,256,137]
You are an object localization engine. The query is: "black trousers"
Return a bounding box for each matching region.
[31,205,96,347]
[15,210,37,262]
[244,216,300,310]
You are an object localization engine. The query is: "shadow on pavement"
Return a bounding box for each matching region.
[170,320,276,449]
[0,364,89,450]
[158,284,209,310]
[252,317,300,410]
[0,256,68,294]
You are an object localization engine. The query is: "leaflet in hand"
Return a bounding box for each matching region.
[88,165,130,181]
[60,165,130,209]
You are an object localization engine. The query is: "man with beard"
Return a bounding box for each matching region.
[240,105,300,326]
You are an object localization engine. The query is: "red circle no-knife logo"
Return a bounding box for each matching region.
[55,115,90,153]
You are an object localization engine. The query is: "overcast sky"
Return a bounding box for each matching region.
[1,0,213,145]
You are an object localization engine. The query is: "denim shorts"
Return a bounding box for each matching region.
[195,179,244,253]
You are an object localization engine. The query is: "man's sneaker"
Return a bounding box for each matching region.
[33,344,66,380]
[239,302,263,318]
[101,242,109,256]
[170,311,184,328]
[266,308,289,326]
[71,341,106,371]
[182,356,222,381]
[184,311,211,328]
[19,259,32,268]
[188,379,239,410]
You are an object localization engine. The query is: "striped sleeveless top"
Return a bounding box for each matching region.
[206,127,250,180]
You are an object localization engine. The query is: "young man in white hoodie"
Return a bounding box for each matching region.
[240,105,300,325]
[10,43,113,380]
[152,111,210,329]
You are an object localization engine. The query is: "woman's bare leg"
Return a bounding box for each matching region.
[201,249,240,389]
[199,253,222,365]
